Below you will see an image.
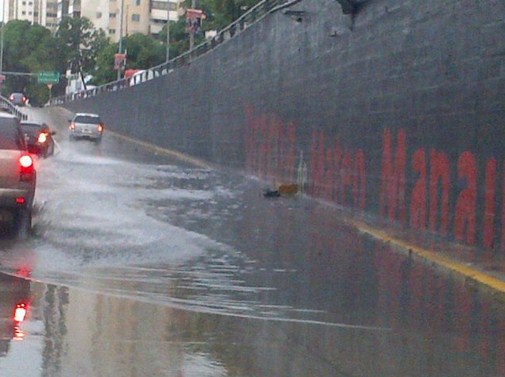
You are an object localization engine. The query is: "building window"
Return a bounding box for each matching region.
[151,1,176,11]
[96,11,102,18]
[110,12,116,18]
[109,29,116,34]
[132,0,140,5]
[131,14,140,22]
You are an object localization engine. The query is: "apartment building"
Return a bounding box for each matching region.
[3,0,59,30]
[3,0,182,41]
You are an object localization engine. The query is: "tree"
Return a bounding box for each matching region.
[55,17,104,74]
[188,0,261,32]
[2,20,64,105]
[92,33,165,85]
[92,43,119,85]
[122,33,165,69]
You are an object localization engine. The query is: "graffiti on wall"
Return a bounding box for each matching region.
[244,106,504,252]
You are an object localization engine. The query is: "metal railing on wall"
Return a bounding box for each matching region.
[0,96,27,120]
[49,0,297,106]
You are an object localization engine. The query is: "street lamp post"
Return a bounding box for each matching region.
[0,0,5,74]
[117,0,124,81]
[165,3,170,63]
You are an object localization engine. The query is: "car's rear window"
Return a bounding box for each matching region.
[21,123,43,136]
[74,115,101,124]
[0,119,23,150]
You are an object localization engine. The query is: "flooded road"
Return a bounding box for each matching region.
[0,107,503,377]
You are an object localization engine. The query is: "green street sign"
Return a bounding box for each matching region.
[38,71,60,84]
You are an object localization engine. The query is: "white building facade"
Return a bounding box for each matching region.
[3,0,182,41]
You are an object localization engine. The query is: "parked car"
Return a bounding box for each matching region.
[20,121,56,158]
[68,113,104,143]
[8,93,27,107]
[0,112,36,237]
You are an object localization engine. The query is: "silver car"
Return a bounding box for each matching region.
[0,112,36,237]
[69,113,104,143]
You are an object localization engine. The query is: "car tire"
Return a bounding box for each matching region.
[13,207,32,239]
[69,135,75,142]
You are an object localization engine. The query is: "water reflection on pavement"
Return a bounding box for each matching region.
[0,108,503,376]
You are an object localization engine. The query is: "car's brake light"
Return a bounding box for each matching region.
[38,132,47,143]
[13,302,28,323]
[19,154,34,181]
[19,155,33,168]
[98,124,104,133]
[69,122,75,130]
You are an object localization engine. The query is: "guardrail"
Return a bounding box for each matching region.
[50,0,299,105]
[0,96,28,120]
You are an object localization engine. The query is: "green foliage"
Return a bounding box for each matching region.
[2,20,64,105]
[0,0,263,93]
[55,16,101,74]
[91,43,118,85]
[185,0,261,32]
[123,33,165,69]
[158,18,191,60]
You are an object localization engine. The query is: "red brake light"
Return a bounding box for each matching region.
[19,154,33,168]
[19,154,34,181]
[38,132,47,143]
[13,303,28,323]
[69,122,75,130]
[98,124,104,133]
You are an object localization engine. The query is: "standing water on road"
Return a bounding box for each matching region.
[0,108,502,377]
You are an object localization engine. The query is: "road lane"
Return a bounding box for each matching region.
[0,107,503,376]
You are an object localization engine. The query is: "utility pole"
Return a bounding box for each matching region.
[0,0,6,93]
[117,0,124,81]
[165,1,170,62]
[0,0,5,73]
[189,0,195,50]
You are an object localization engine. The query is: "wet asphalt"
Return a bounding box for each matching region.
[0,107,502,377]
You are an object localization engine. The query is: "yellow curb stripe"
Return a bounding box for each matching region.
[108,130,213,169]
[107,129,505,296]
[351,220,505,295]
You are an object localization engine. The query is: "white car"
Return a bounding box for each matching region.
[0,112,36,237]
[69,112,104,144]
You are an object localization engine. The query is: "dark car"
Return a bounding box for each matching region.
[20,121,56,158]
[8,93,27,107]
[69,113,104,144]
[0,113,36,237]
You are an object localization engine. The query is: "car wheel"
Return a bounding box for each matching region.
[13,207,32,239]
[69,135,75,142]
[95,138,102,145]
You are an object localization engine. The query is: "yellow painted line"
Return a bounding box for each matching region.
[350,220,505,295]
[106,129,505,296]
[108,130,213,169]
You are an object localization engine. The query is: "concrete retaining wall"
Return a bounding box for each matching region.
[61,0,505,252]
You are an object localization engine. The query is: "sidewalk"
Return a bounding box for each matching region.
[346,215,505,302]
